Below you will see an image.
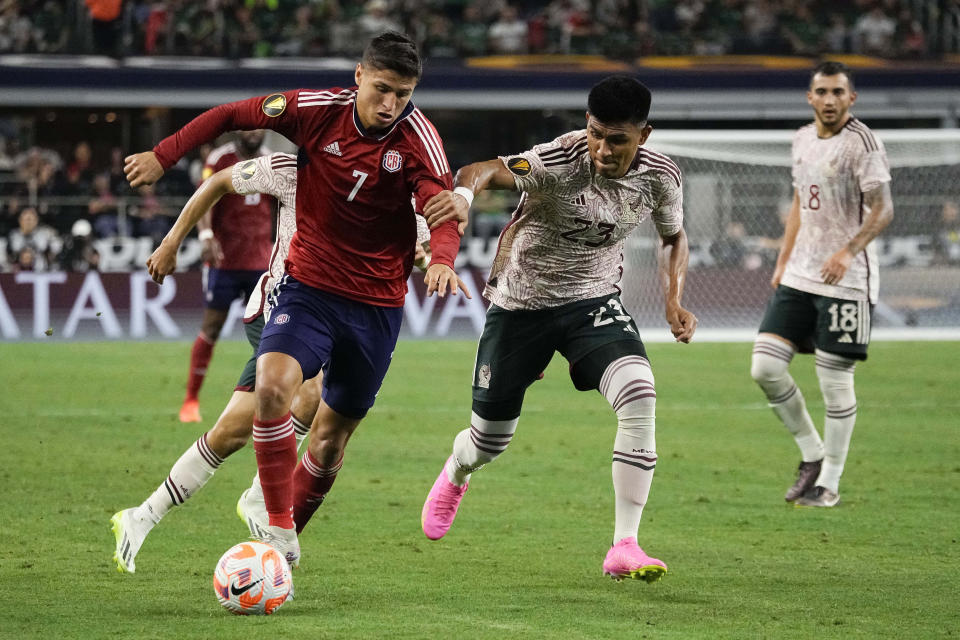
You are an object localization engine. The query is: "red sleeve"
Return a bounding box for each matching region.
[405,111,459,268]
[427,219,460,269]
[412,175,459,269]
[153,90,300,170]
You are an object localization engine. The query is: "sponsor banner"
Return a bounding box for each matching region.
[0,271,490,341]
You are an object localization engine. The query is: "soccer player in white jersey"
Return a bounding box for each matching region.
[750,61,894,508]
[111,152,462,572]
[420,76,697,582]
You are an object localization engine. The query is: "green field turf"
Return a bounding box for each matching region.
[1,339,958,638]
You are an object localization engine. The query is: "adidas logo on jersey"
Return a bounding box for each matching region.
[324,141,343,156]
[837,333,853,343]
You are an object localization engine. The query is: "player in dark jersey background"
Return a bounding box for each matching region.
[180,130,274,423]
[125,32,466,568]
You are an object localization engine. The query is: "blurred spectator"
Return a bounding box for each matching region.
[107,146,128,195]
[422,13,458,58]
[488,5,528,54]
[355,0,402,44]
[34,1,69,53]
[897,12,927,57]
[822,12,849,52]
[274,5,325,57]
[932,200,960,265]
[14,146,60,199]
[89,173,124,238]
[131,184,172,245]
[853,5,896,55]
[0,1,34,53]
[58,218,101,271]
[455,4,489,57]
[225,4,262,58]
[86,0,124,56]
[710,220,748,268]
[7,207,60,271]
[14,245,37,272]
[781,3,823,56]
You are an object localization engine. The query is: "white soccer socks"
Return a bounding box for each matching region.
[751,336,824,462]
[140,432,223,524]
[446,413,518,486]
[600,355,658,543]
[815,349,858,492]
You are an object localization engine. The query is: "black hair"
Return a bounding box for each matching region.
[810,61,854,90]
[587,75,652,126]
[362,31,422,81]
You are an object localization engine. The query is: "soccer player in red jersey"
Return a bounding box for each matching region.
[125,32,465,568]
[180,130,273,424]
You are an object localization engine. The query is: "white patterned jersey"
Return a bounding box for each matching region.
[485,130,684,310]
[783,118,891,303]
[233,153,298,320]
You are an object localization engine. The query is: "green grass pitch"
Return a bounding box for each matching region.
[1,339,958,638]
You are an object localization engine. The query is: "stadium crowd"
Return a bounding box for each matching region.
[0,135,203,272]
[0,0,957,59]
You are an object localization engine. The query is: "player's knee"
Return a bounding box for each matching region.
[751,336,794,386]
[206,421,250,457]
[750,350,788,386]
[815,351,856,410]
[306,436,344,468]
[614,389,656,435]
[255,380,295,417]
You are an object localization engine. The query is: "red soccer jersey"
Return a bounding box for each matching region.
[154,88,459,307]
[203,142,274,271]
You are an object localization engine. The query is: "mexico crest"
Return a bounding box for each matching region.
[382,150,403,173]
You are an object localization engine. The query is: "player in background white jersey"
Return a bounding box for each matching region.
[111,153,464,572]
[751,61,894,508]
[420,76,697,582]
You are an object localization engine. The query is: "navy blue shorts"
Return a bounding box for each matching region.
[203,266,262,311]
[257,275,403,419]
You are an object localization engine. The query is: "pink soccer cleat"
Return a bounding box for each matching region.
[421,456,469,540]
[602,537,667,583]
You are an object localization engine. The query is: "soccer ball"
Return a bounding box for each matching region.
[213,541,292,615]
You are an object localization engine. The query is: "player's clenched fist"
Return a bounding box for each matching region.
[146,241,177,284]
[124,151,164,187]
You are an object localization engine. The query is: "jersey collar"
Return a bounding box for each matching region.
[352,100,416,141]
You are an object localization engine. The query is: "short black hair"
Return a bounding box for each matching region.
[587,76,652,126]
[362,31,422,81]
[810,61,854,90]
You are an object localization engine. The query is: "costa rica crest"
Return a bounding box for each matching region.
[382,150,403,173]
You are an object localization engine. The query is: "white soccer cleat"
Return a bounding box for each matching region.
[236,487,270,541]
[110,508,153,574]
[259,524,301,570]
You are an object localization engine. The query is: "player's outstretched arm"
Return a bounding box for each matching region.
[819,182,894,285]
[423,159,517,230]
[146,168,236,284]
[127,94,298,188]
[658,228,697,343]
[772,189,801,288]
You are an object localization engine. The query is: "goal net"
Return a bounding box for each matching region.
[620,129,960,337]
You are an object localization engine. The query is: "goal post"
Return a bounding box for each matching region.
[619,129,960,340]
